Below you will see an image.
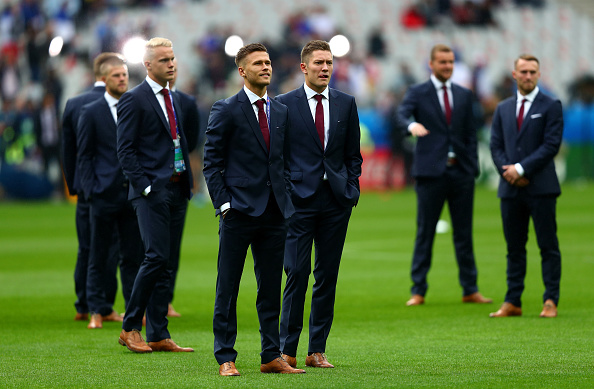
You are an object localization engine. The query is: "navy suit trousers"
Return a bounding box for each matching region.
[213,195,288,365]
[124,182,188,342]
[411,165,478,296]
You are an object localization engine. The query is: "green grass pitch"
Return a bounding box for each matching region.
[1,183,593,388]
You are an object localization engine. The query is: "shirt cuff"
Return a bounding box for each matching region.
[142,185,152,196]
[220,202,230,212]
[407,122,417,133]
[514,163,525,176]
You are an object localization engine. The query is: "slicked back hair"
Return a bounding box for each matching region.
[235,43,268,68]
[301,40,332,64]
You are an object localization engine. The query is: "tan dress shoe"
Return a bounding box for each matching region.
[74,313,88,321]
[87,313,102,329]
[261,357,306,374]
[148,338,194,352]
[167,303,181,317]
[219,361,240,376]
[462,292,493,304]
[118,329,152,353]
[540,299,557,318]
[406,294,425,306]
[305,352,334,368]
[102,310,123,322]
[281,354,297,368]
[489,302,522,318]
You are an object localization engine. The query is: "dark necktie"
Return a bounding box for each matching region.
[160,88,177,139]
[517,98,527,131]
[442,84,451,125]
[255,99,270,151]
[314,94,325,147]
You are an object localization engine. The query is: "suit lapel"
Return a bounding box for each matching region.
[517,92,541,139]
[295,87,323,150]
[142,81,169,135]
[238,89,268,153]
[327,88,340,148]
[427,81,445,125]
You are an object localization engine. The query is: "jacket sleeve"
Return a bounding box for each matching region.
[76,105,95,200]
[203,100,232,209]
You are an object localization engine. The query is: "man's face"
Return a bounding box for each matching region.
[104,65,128,98]
[145,46,175,86]
[429,51,455,83]
[238,51,272,90]
[513,59,540,96]
[301,50,333,93]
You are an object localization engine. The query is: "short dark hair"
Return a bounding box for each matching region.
[301,40,331,64]
[235,43,268,67]
[93,52,122,78]
[430,44,453,61]
[514,54,540,69]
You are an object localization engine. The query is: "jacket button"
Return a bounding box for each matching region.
[266,181,271,186]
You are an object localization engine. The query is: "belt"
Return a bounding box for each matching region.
[169,174,182,183]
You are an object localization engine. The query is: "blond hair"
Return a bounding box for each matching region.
[143,37,173,62]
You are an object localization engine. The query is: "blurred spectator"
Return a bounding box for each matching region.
[368,27,387,59]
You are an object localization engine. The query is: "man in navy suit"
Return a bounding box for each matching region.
[396,44,491,306]
[203,43,304,376]
[276,40,362,369]
[117,37,193,353]
[61,52,121,321]
[77,55,143,329]
[489,54,563,319]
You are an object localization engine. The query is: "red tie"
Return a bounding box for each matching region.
[160,88,177,139]
[255,99,270,151]
[517,98,527,131]
[442,85,451,126]
[314,94,325,147]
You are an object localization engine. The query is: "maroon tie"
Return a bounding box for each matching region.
[314,94,325,147]
[255,99,270,151]
[517,98,527,131]
[160,88,177,139]
[442,84,451,126]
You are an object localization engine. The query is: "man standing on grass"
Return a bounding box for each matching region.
[276,40,362,369]
[489,54,563,318]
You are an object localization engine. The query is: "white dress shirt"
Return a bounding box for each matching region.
[514,86,540,176]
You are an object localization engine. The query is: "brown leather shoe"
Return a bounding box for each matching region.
[74,313,88,321]
[462,292,493,304]
[118,329,152,353]
[102,310,123,322]
[540,299,557,318]
[87,313,102,329]
[167,303,181,317]
[261,357,306,374]
[406,294,425,306]
[305,352,334,368]
[219,361,240,376]
[148,338,194,352]
[281,354,297,368]
[489,302,522,318]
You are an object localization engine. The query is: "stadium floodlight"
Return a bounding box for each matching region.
[48,36,64,57]
[224,35,244,57]
[329,34,350,57]
[122,37,147,64]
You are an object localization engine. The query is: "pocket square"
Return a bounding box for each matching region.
[531,113,542,119]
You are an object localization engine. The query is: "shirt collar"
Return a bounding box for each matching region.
[243,85,268,105]
[304,83,329,100]
[517,86,539,103]
[146,76,169,95]
[104,92,119,107]
[94,81,106,87]
[430,74,451,90]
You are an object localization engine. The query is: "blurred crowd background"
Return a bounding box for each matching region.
[1,0,593,200]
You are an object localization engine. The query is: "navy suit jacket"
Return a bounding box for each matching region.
[276,86,362,208]
[77,97,127,200]
[396,80,478,178]
[173,89,201,153]
[117,80,193,200]
[61,85,105,195]
[203,88,294,218]
[490,91,563,198]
